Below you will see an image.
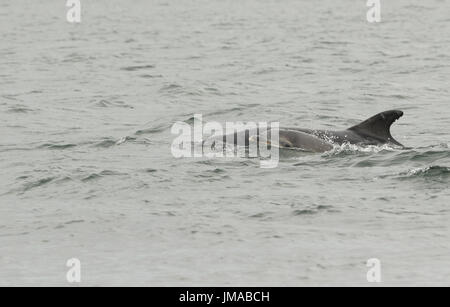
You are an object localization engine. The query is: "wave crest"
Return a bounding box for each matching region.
[323,143,398,156]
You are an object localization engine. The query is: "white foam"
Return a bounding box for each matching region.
[322,143,398,156]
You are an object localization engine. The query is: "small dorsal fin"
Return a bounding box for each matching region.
[348,110,404,146]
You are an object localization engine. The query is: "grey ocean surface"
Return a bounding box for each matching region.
[1,0,449,286]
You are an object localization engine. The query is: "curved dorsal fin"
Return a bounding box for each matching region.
[348,110,404,146]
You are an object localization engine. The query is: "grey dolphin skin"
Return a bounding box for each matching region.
[208,110,404,153]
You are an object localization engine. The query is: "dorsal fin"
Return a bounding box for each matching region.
[348,110,404,146]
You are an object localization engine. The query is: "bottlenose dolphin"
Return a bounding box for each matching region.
[208,110,404,153]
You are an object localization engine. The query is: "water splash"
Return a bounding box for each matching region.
[323,143,399,156]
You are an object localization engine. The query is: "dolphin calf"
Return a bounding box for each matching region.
[207,110,404,153]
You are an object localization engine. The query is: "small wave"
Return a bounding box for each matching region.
[254,67,277,75]
[0,232,30,238]
[158,83,206,97]
[292,209,317,215]
[292,205,336,216]
[143,168,157,173]
[38,143,77,150]
[404,4,435,10]
[140,74,163,79]
[193,168,229,180]
[2,94,20,101]
[22,177,55,192]
[319,40,350,46]
[7,106,34,113]
[248,212,276,220]
[203,87,223,96]
[94,138,117,148]
[93,136,137,147]
[81,170,125,182]
[322,143,398,157]
[401,166,450,179]
[202,107,246,117]
[4,175,74,195]
[64,220,85,225]
[115,136,136,145]
[409,150,450,162]
[120,64,155,71]
[92,99,134,109]
[158,83,184,94]
[135,124,170,135]
[378,166,450,183]
[385,147,450,166]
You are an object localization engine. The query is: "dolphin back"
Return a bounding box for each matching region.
[347,110,404,147]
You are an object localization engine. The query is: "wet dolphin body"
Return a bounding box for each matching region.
[207,110,404,153]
